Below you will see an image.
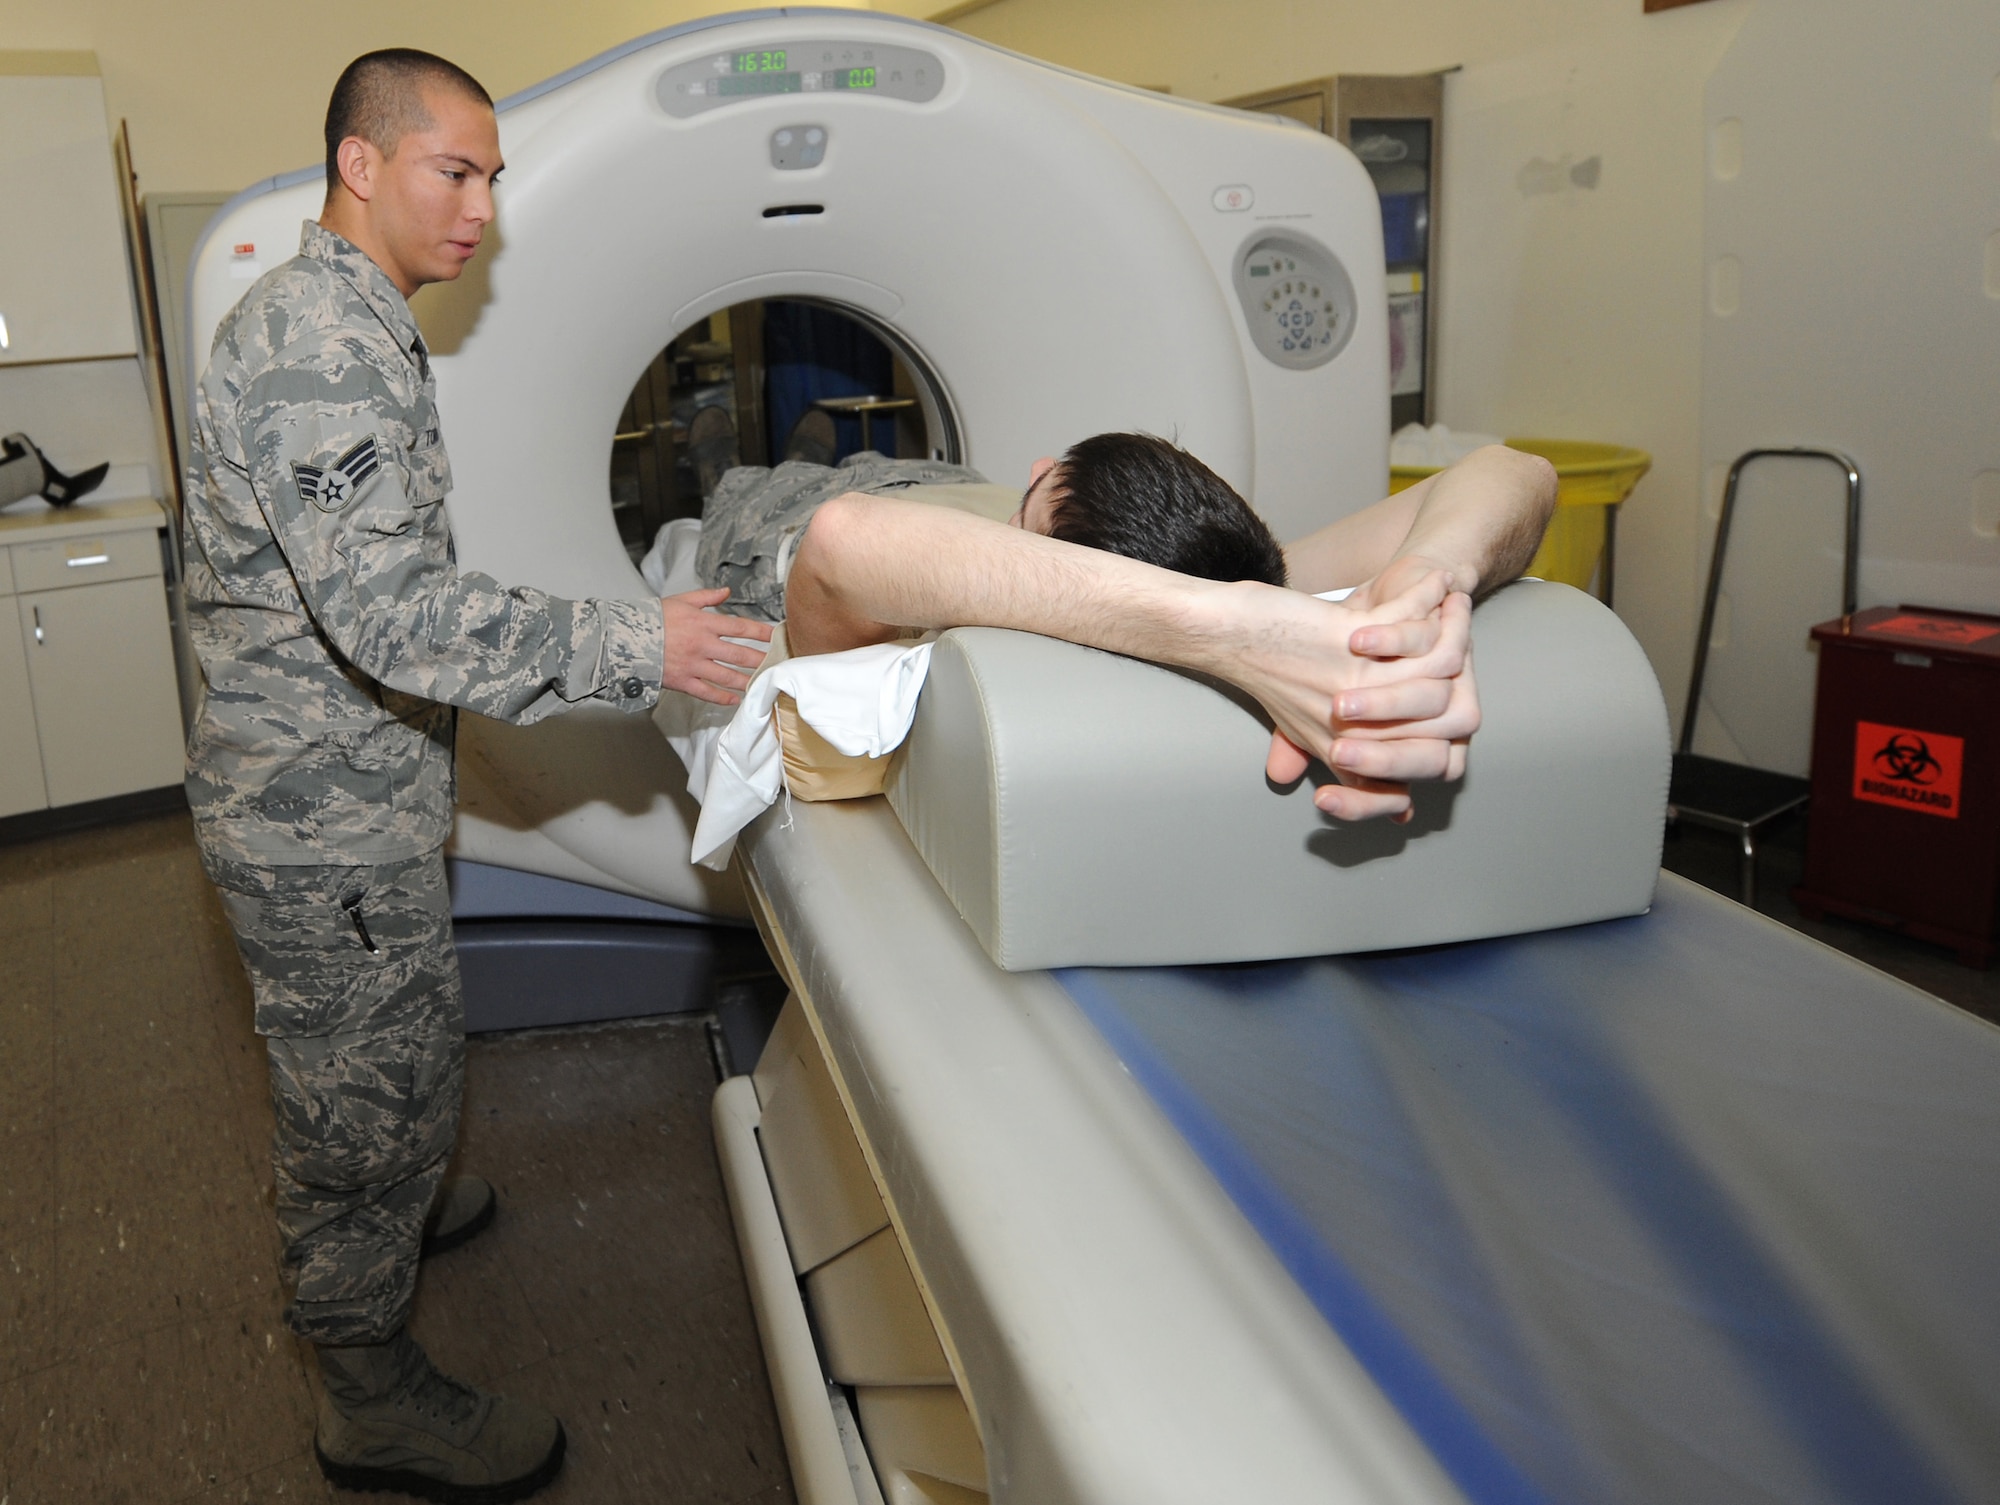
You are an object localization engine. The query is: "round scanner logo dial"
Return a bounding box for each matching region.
[1233,233,1357,370]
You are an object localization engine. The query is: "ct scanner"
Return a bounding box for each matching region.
[190,6,1384,914]
[187,12,2000,1505]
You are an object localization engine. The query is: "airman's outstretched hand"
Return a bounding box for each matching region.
[662,588,773,705]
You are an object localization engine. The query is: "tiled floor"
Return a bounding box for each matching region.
[0,813,794,1504]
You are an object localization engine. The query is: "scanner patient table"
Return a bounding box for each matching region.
[715,594,2000,1505]
[724,805,2000,1505]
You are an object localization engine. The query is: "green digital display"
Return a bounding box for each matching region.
[829,67,877,90]
[718,72,802,98]
[733,50,788,73]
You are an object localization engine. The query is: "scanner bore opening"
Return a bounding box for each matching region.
[610,298,961,560]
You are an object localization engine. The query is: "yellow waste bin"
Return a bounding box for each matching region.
[1389,439,1651,597]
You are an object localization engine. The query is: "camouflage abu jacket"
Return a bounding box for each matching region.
[182,221,664,865]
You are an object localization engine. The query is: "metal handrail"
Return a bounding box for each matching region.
[1679,447,1861,758]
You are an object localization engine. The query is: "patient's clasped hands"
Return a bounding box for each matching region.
[1242,564,1478,824]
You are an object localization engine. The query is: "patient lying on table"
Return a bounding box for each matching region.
[692,433,1289,619]
[652,420,1553,830]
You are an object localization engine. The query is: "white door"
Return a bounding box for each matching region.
[19,577,184,807]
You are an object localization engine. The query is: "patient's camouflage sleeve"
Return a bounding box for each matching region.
[697,452,988,620]
[182,221,667,865]
[208,850,461,1345]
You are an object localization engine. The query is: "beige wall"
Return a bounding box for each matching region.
[0,0,939,195]
[953,0,1636,98]
[957,0,1753,723]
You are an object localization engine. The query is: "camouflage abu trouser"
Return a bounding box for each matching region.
[205,846,462,1347]
[696,451,986,621]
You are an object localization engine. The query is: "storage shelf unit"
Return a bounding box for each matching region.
[1220,73,1445,430]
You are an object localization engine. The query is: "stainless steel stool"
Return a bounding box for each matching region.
[1669,447,1861,906]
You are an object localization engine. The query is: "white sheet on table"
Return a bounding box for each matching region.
[658,638,935,870]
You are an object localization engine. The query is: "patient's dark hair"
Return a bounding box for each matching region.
[1044,433,1287,587]
[325,49,494,193]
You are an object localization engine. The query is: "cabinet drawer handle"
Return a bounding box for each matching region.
[32,606,43,644]
[66,554,111,568]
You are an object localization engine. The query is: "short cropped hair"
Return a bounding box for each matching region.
[325,49,494,193]
[1045,433,1287,587]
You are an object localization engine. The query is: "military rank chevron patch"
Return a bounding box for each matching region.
[292,436,383,513]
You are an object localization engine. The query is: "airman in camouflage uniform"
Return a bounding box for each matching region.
[182,49,777,1501]
[183,218,669,1356]
[184,222,666,868]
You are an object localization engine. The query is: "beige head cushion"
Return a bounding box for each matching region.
[885,581,1671,971]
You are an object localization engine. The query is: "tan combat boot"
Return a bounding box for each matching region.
[315,1331,565,1503]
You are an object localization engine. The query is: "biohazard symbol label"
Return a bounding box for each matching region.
[1852,720,1964,819]
[1864,614,2000,647]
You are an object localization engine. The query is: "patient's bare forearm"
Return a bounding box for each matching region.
[1399,444,1557,598]
[1285,444,1556,600]
[785,494,1219,664]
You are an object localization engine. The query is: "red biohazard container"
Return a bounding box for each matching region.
[1795,605,2000,967]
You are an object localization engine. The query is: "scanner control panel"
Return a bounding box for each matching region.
[1233,233,1357,371]
[657,41,944,118]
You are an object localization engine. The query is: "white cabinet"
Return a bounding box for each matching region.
[0,57,138,367]
[19,574,184,806]
[0,557,49,818]
[0,497,185,817]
